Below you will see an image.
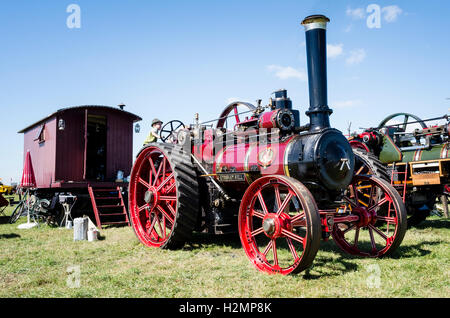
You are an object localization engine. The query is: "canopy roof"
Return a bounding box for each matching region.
[18,105,142,133]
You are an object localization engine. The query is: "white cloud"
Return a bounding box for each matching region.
[346,7,365,20]
[382,5,402,22]
[327,43,344,59]
[267,65,307,81]
[334,99,362,109]
[346,49,366,65]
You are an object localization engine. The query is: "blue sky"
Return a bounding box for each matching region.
[1,0,449,183]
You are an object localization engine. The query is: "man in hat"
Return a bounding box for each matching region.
[144,118,163,145]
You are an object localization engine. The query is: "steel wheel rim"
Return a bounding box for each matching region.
[129,146,177,247]
[333,175,402,257]
[239,176,314,275]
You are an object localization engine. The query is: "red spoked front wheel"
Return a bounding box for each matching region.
[128,144,199,249]
[238,175,321,275]
[332,174,407,257]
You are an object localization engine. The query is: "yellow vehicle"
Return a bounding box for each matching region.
[0,182,14,195]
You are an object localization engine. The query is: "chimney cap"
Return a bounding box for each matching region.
[118,103,126,110]
[301,15,330,31]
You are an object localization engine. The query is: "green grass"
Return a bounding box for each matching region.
[0,199,449,298]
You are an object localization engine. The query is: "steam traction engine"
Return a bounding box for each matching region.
[349,112,450,225]
[128,15,407,275]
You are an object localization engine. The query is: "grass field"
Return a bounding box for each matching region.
[0,199,449,298]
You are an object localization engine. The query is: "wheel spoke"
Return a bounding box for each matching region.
[251,227,264,237]
[161,214,167,238]
[343,195,358,208]
[368,185,375,207]
[257,191,269,214]
[272,239,278,266]
[376,215,397,224]
[290,212,305,226]
[233,106,240,123]
[160,195,177,201]
[368,226,377,252]
[157,205,174,225]
[138,177,150,189]
[166,203,177,216]
[155,214,165,239]
[153,160,164,186]
[342,223,356,234]
[286,238,300,261]
[274,184,282,211]
[138,204,148,213]
[281,228,304,244]
[276,192,293,216]
[252,210,265,219]
[402,115,409,132]
[355,165,366,175]
[352,183,360,204]
[165,181,176,194]
[353,227,360,247]
[157,173,174,191]
[368,197,388,212]
[147,216,157,236]
[149,157,157,182]
[357,198,369,207]
[368,224,388,241]
[263,240,273,256]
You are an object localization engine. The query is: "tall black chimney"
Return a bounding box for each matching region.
[301,15,333,131]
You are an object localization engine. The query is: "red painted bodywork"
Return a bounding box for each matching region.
[191,123,295,190]
[258,110,279,129]
[22,117,57,188]
[213,137,293,179]
[349,139,370,152]
[19,106,141,189]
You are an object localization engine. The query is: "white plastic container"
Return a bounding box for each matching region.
[73,217,88,241]
[87,228,99,242]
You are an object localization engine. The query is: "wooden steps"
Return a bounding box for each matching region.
[88,186,130,229]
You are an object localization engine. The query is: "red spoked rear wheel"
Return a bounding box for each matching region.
[238,175,321,275]
[332,175,407,257]
[129,144,199,249]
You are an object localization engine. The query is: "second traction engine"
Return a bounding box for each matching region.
[128,15,408,275]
